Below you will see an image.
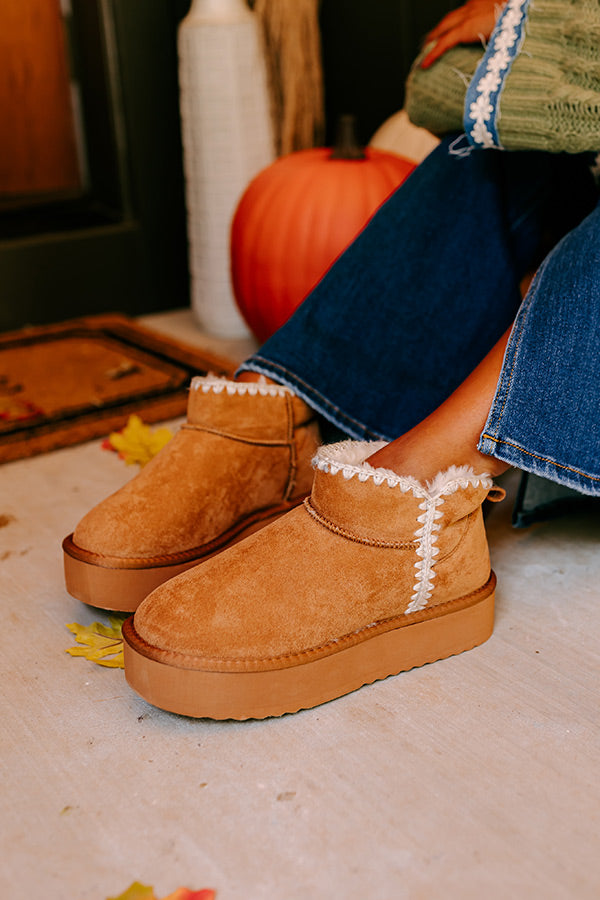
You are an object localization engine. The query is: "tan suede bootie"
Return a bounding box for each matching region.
[122,440,505,719]
[63,375,320,611]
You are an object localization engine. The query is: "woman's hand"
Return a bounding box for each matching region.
[420,0,505,69]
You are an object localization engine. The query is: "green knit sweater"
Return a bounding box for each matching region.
[406,0,600,153]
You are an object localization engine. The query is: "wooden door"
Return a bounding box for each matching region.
[0,0,81,201]
[0,0,190,333]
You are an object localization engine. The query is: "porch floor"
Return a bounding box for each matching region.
[2,310,598,900]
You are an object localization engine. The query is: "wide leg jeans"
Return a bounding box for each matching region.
[240,137,600,495]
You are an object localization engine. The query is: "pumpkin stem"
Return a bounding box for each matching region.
[330,114,366,160]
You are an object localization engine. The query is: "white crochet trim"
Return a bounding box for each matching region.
[190,373,292,398]
[313,441,494,615]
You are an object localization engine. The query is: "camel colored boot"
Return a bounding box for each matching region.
[122,440,505,719]
[63,375,320,611]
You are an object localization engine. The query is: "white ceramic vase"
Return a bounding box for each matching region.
[178,0,275,338]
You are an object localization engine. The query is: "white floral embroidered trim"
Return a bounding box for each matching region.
[190,373,292,398]
[313,441,494,614]
[464,0,531,148]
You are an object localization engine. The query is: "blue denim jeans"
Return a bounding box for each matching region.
[239,137,600,495]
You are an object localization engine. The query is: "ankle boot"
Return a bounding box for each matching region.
[63,375,320,611]
[122,439,505,719]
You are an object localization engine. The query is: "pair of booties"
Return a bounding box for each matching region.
[64,374,503,720]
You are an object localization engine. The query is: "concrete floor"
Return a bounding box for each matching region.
[1,311,599,899]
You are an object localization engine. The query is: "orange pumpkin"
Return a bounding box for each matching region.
[230,121,416,342]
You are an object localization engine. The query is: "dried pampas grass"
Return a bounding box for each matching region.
[252,0,324,155]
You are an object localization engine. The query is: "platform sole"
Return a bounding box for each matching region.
[122,575,496,720]
[63,498,306,612]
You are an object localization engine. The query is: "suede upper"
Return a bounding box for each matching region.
[132,441,500,668]
[72,377,320,560]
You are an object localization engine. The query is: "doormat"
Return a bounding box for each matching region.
[0,314,235,464]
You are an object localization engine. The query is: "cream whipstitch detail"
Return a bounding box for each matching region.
[191,374,292,398]
[406,496,445,614]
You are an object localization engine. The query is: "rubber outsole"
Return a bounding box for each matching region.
[122,574,496,719]
[63,497,306,612]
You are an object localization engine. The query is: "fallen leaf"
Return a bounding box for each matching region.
[107,884,156,900]
[162,891,216,900]
[106,885,215,900]
[104,414,173,467]
[65,616,126,668]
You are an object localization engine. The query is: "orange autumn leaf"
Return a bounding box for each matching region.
[163,890,216,900]
[107,884,215,900]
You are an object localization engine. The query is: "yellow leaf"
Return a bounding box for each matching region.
[107,414,173,467]
[106,883,156,900]
[65,615,126,668]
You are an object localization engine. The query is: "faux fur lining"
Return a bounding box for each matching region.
[313,440,493,500]
[190,373,292,398]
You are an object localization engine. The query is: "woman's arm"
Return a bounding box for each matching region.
[420,0,505,69]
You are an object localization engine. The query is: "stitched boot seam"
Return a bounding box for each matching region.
[303,498,417,549]
[182,424,292,447]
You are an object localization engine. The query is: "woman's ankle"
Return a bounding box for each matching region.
[366,436,509,483]
[367,328,513,483]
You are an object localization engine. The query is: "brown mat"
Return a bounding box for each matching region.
[0,314,235,463]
